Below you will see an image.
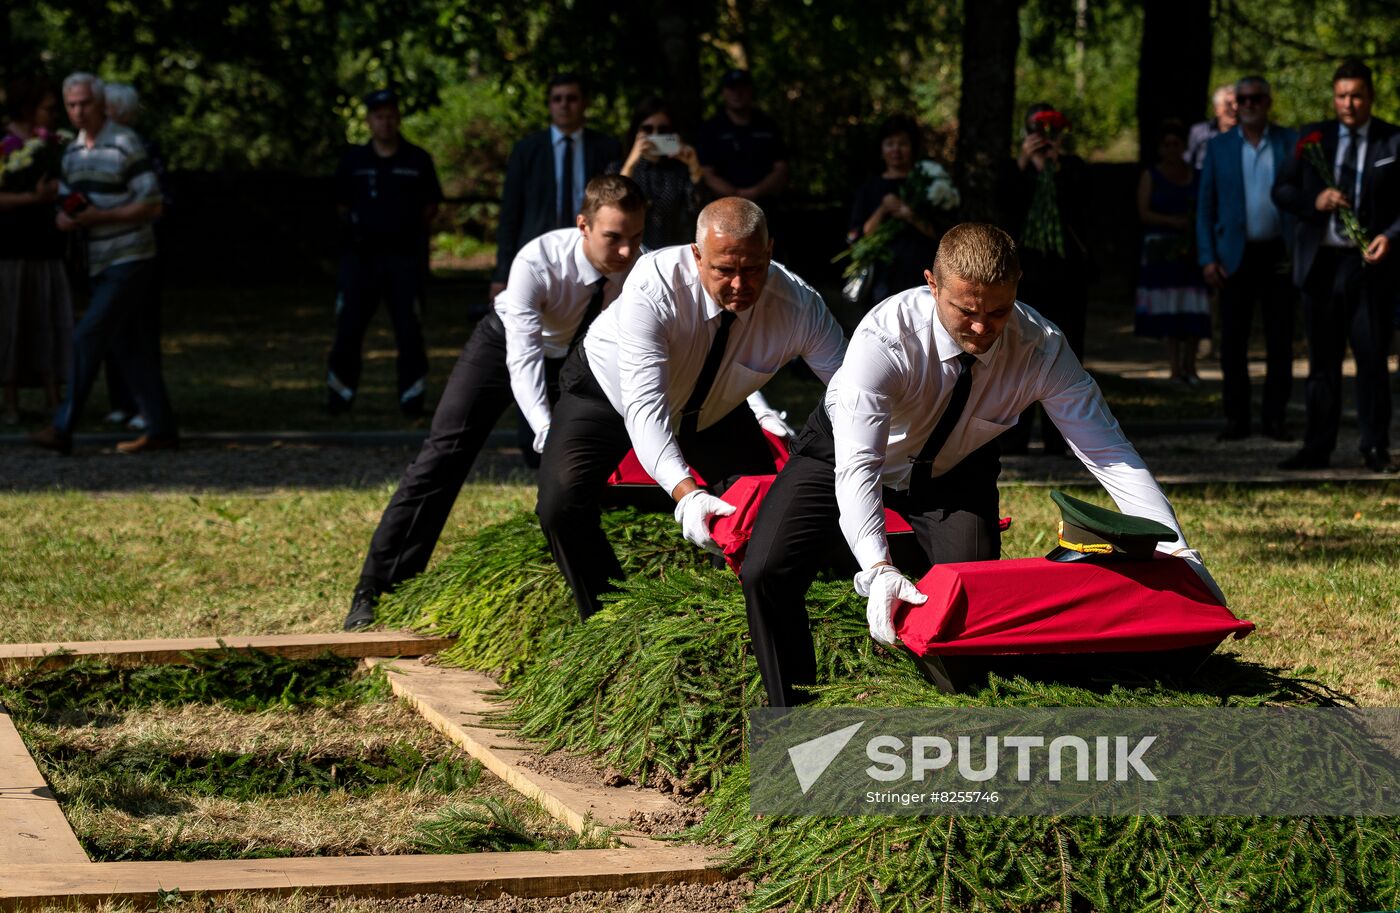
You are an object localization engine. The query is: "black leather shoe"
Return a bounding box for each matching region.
[1361,447,1398,474]
[1260,421,1295,442]
[327,390,352,416]
[343,585,380,631]
[29,425,73,456]
[1216,423,1250,442]
[1278,449,1329,470]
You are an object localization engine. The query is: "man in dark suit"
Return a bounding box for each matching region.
[1272,60,1400,473]
[490,74,621,302]
[1197,76,1297,442]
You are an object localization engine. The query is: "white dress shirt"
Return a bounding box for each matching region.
[550,125,587,221]
[1240,127,1281,241]
[584,244,847,493]
[494,228,628,435]
[1325,120,1369,247]
[826,286,1188,570]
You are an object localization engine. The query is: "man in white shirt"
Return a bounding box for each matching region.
[537,197,847,619]
[740,223,1221,707]
[343,176,647,630]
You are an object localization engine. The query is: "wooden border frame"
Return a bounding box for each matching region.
[0,633,727,909]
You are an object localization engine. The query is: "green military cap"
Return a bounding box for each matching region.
[1045,490,1176,562]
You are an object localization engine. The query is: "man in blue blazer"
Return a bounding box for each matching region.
[1272,60,1400,473]
[1197,76,1297,442]
[490,73,622,302]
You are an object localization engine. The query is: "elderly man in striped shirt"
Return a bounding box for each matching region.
[31,72,176,456]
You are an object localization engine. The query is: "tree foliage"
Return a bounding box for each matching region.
[6,0,1400,200]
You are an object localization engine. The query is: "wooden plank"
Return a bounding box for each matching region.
[0,846,728,909]
[0,632,455,671]
[0,709,88,865]
[364,658,688,848]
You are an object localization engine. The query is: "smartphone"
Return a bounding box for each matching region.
[649,133,681,156]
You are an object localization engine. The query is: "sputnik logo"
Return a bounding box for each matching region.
[787,722,865,794]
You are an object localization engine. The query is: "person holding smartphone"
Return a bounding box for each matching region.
[610,96,706,248]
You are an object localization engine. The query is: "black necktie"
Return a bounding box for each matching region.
[559,135,575,228]
[568,277,607,353]
[1336,128,1360,241]
[908,352,977,499]
[679,309,738,438]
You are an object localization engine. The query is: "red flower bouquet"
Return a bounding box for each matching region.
[1296,130,1369,254]
[1024,110,1071,257]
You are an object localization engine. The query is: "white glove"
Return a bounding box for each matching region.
[674,489,736,555]
[757,410,796,439]
[854,565,927,646]
[532,425,550,454]
[1170,547,1227,606]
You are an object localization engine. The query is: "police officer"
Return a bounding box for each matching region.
[327,88,443,417]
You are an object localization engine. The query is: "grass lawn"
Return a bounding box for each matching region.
[3,480,1396,704]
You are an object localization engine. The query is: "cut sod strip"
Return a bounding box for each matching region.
[1,652,612,863]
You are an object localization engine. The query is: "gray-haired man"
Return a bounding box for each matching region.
[535,197,847,619]
[32,72,175,455]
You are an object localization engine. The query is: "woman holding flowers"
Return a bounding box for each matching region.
[0,77,73,424]
[999,103,1092,456]
[845,116,957,306]
[1134,119,1210,386]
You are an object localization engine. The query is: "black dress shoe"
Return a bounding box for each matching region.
[1216,423,1250,442]
[343,585,380,631]
[29,425,73,456]
[1360,447,1398,474]
[1279,449,1330,470]
[1260,421,1295,442]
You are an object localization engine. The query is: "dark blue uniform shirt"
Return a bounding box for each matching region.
[336,139,443,254]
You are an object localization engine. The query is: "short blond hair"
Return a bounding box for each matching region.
[932,223,1022,286]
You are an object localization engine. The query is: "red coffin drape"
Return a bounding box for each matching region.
[895,556,1254,657]
[708,474,914,574]
[606,429,792,488]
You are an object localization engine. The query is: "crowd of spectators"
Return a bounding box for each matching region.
[3,61,1396,472]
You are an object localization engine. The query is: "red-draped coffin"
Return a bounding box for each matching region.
[894,556,1254,657]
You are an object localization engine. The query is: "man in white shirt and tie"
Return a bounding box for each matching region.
[741,223,1223,707]
[537,197,848,620]
[344,176,647,630]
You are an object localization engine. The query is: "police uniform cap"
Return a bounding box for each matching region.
[720,68,753,88]
[364,89,399,111]
[1047,490,1175,562]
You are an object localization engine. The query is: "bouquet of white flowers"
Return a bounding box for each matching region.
[0,127,67,192]
[834,159,960,285]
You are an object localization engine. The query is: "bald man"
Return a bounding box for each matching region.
[536,197,848,619]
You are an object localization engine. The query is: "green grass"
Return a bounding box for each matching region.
[0,483,535,643]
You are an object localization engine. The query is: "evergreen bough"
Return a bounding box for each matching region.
[374,509,706,680]
[410,517,1400,911]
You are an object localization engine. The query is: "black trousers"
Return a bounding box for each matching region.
[1219,239,1294,432]
[329,250,429,403]
[1298,248,1395,455]
[741,405,1002,708]
[360,312,562,592]
[536,345,776,619]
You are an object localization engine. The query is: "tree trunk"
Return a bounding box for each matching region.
[655,5,702,137]
[956,0,1021,223]
[1137,0,1213,162]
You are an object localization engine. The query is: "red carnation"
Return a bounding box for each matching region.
[1295,130,1323,159]
[60,192,89,216]
[1030,110,1071,135]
